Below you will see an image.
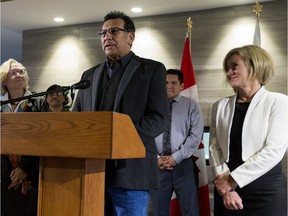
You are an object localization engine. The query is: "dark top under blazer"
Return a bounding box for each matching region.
[73,53,169,190]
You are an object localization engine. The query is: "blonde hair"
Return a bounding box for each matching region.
[223,45,275,85]
[0,58,29,95]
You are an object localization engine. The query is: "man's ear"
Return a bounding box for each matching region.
[128,32,135,46]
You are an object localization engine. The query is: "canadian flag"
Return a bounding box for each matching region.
[170,35,211,216]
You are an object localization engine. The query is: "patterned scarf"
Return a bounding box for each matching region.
[16,100,28,112]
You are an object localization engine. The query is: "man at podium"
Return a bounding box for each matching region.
[73,10,169,216]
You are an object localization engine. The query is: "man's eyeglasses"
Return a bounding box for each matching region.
[8,69,26,76]
[98,27,129,37]
[48,92,63,97]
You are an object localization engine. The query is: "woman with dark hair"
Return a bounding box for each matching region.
[45,84,70,112]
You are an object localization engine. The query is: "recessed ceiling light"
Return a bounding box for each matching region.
[54,17,64,22]
[131,7,142,13]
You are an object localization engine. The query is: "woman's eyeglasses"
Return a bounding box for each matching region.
[8,69,26,76]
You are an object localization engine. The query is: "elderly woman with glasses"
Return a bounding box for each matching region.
[0,58,45,216]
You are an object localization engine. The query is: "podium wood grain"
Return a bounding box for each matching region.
[1,112,145,216]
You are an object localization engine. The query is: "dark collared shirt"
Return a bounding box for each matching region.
[105,52,133,78]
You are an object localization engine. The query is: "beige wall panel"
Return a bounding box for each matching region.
[22,0,287,126]
[19,0,288,205]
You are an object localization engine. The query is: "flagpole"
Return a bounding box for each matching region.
[252,1,263,46]
[252,1,263,20]
[187,17,193,52]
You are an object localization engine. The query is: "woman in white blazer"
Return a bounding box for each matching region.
[209,45,288,216]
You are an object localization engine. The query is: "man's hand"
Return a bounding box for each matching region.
[158,156,176,170]
[223,191,244,210]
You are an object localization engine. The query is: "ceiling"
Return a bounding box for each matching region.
[0,0,273,62]
[1,0,272,32]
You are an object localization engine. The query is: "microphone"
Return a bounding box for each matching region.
[71,80,91,90]
[0,80,91,105]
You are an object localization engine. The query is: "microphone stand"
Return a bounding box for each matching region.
[0,86,71,106]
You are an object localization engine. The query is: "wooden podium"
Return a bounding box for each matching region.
[1,112,146,216]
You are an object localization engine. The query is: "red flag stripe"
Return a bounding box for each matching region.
[181,36,196,89]
[198,185,211,216]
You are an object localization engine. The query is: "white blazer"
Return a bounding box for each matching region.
[209,86,288,188]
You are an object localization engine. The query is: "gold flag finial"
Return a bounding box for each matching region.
[187,17,193,38]
[252,1,263,19]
